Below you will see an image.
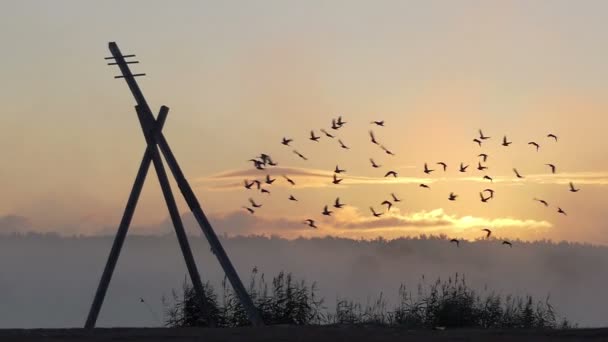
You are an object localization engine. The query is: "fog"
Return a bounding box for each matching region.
[0,231,607,328]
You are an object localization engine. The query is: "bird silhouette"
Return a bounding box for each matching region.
[483,175,493,182]
[320,129,335,138]
[473,138,482,147]
[336,116,347,127]
[380,145,395,155]
[310,130,321,142]
[437,162,447,171]
[420,184,430,189]
[513,168,524,179]
[479,129,490,140]
[265,174,275,185]
[370,206,383,217]
[249,159,265,170]
[288,195,298,201]
[261,188,271,194]
[477,162,488,171]
[283,175,296,186]
[483,189,495,198]
[391,193,401,202]
[459,163,469,172]
[244,180,255,189]
[385,170,398,178]
[253,180,262,190]
[482,228,492,238]
[557,207,567,215]
[502,136,512,147]
[450,239,460,247]
[478,154,488,162]
[546,164,556,174]
[334,165,346,174]
[569,182,580,193]
[448,192,458,201]
[304,219,318,228]
[502,240,512,248]
[266,157,278,166]
[243,206,255,214]
[331,119,340,130]
[322,205,333,216]
[480,192,490,203]
[281,137,293,146]
[534,198,549,207]
[259,153,271,164]
[528,141,540,151]
[338,139,349,149]
[547,133,558,142]
[369,130,379,145]
[424,163,434,174]
[370,158,381,168]
[371,120,385,126]
[249,198,262,208]
[381,200,393,211]
[293,150,308,161]
[332,173,343,184]
[334,197,345,209]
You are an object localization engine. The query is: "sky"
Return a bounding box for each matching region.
[1,1,608,243]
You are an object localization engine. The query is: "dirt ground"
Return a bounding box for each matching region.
[0,327,607,342]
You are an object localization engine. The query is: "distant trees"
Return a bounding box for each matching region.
[163,270,572,329]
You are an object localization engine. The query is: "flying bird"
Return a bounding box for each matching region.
[420,184,430,189]
[334,165,346,174]
[283,175,296,186]
[380,145,395,155]
[479,129,490,140]
[448,192,458,201]
[371,120,385,126]
[528,141,540,151]
[477,162,488,171]
[369,130,379,145]
[304,219,317,229]
[482,228,492,238]
[381,200,393,211]
[293,150,308,161]
[338,139,349,149]
[331,119,340,130]
[546,164,556,174]
[569,182,580,193]
[513,168,524,179]
[249,159,265,170]
[502,136,512,147]
[547,133,558,142]
[483,175,493,182]
[437,162,447,171]
[288,195,298,201]
[332,173,343,185]
[450,239,460,247]
[242,207,255,214]
[480,192,490,203]
[502,240,512,248]
[391,193,401,202]
[478,154,488,162]
[253,180,262,190]
[310,130,321,142]
[281,137,293,146]
[473,138,482,147]
[534,198,549,207]
[260,188,271,194]
[557,207,567,215]
[370,206,383,217]
[249,198,262,208]
[424,163,434,174]
[334,197,345,209]
[322,205,333,216]
[370,158,381,168]
[336,116,346,127]
[265,174,275,185]
[320,129,335,138]
[385,170,398,178]
[244,180,255,189]
[459,163,469,172]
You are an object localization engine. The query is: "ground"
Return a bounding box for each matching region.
[0,327,607,342]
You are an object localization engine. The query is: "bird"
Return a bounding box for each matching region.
[450,239,460,247]
[283,175,296,186]
[557,207,567,215]
[391,193,401,202]
[322,205,333,216]
[293,150,308,161]
[244,180,255,189]
[479,129,490,140]
[502,240,512,248]
[420,184,430,189]
[547,133,558,142]
[437,162,447,172]
[288,195,298,201]
[334,197,345,209]
[320,128,334,138]
[336,116,347,127]
[371,120,384,126]
[424,163,434,174]
[380,145,395,155]
[370,158,381,168]
[459,163,469,172]
[513,168,524,179]
[331,119,340,130]
[304,219,317,229]
[478,154,488,162]
[259,153,271,164]
[253,180,262,190]
[483,189,495,198]
[338,139,349,149]
[482,228,492,238]
[534,198,549,207]
[546,164,556,174]
[528,141,540,151]
[480,192,490,203]
[266,157,278,166]
[332,173,343,184]
[569,182,580,193]
[261,188,271,194]
[483,175,493,182]
[281,137,293,146]
[249,198,262,208]
[242,206,255,214]
[369,130,379,145]
[334,165,346,174]
[310,130,321,142]
[473,138,482,147]
[477,162,488,171]
[370,206,383,217]
[265,174,275,185]
[502,136,512,147]
[381,200,393,211]
[448,192,458,201]
[249,159,265,170]
[385,170,398,178]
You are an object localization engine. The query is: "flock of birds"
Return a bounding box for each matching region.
[241,117,580,248]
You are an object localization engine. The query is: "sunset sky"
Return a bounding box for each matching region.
[1,1,607,243]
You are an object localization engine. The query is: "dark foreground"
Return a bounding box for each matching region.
[1,327,607,342]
